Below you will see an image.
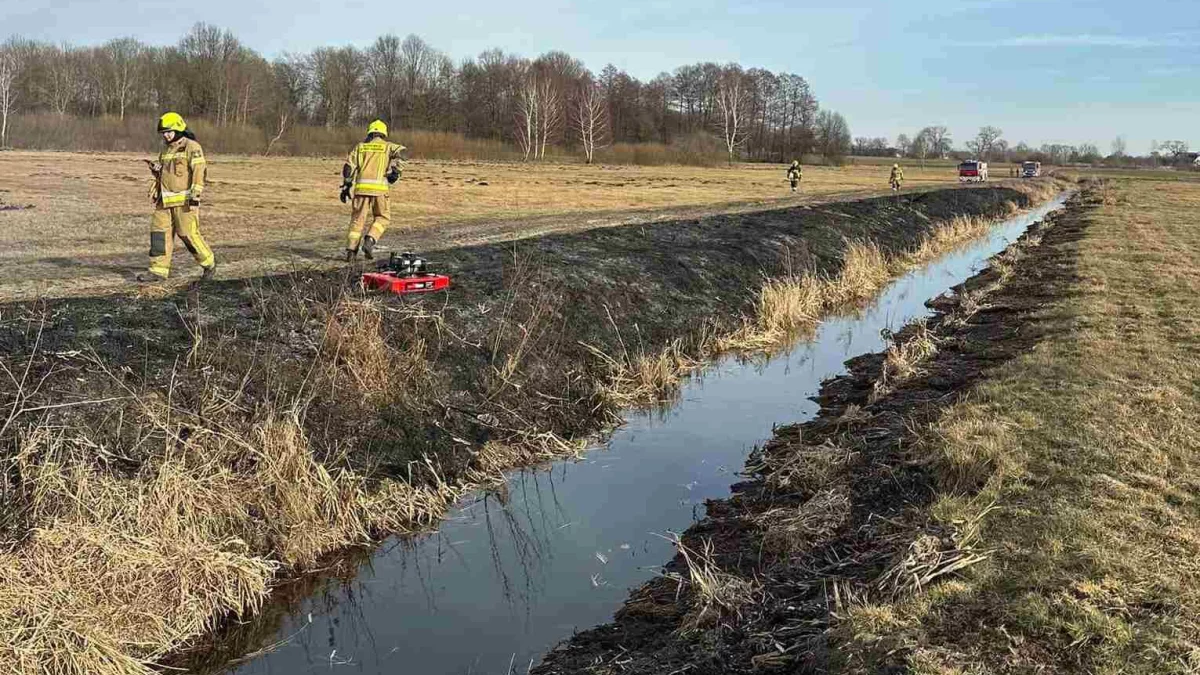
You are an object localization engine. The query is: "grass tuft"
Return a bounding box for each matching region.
[663,534,762,635]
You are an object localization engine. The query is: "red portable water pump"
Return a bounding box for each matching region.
[361,252,450,295]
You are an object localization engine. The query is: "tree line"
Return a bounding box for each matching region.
[0,24,853,161]
[855,126,1184,168]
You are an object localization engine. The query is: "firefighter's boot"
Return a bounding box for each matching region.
[200,262,216,281]
[361,235,377,260]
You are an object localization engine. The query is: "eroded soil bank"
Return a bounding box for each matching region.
[532,188,1089,674]
[0,182,1057,673]
[1,184,1047,479]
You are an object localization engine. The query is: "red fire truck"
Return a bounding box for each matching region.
[958,160,988,182]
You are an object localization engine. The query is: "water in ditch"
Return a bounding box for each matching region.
[216,194,1068,675]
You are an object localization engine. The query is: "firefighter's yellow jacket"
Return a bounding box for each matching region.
[155,136,206,207]
[344,139,405,196]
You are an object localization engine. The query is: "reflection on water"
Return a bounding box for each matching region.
[213,195,1068,675]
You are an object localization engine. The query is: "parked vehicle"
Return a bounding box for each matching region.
[1021,160,1042,178]
[958,160,988,182]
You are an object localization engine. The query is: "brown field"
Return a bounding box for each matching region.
[0,151,971,300]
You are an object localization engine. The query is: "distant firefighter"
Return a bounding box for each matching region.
[889,163,905,191]
[340,120,406,261]
[787,160,803,193]
[139,112,216,282]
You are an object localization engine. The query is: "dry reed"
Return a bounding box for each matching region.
[662,534,761,635]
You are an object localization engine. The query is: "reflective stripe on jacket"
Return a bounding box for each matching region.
[157,138,206,207]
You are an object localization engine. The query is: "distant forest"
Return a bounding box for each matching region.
[0,24,853,161]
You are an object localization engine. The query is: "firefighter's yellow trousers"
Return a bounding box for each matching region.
[148,204,214,279]
[347,194,391,250]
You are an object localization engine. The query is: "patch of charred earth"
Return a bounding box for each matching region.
[0,185,1041,499]
[532,191,1093,674]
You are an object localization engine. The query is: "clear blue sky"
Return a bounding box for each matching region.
[6,0,1197,154]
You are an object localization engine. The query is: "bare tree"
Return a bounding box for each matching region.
[367,35,401,122]
[42,45,82,115]
[911,130,930,164]
[515,73,538,160]
[535,77,561,159]
[815,109,851,162]
[309,46,362,127]
[966,125,1004,160]
[896,133,911,157]
[264,108,289,155]
[399,34,442,127]
[1076,143,1101,163]
[918,125,952,159]
[1158,140,1190,164]
[102,38,143,119]
[0,45,19,147]
[714,65,750,163]
[1111,135,1127,158]
[573,77,608,163]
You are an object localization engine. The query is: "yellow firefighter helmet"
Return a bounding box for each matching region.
[157,112,187,133]
[367,120,388,138]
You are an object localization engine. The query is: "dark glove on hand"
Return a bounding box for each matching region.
[386,169,400,184]
[188,198,201,207]
[339,185,351,204]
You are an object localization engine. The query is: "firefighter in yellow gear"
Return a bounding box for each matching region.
[786,160,802,192]
[889,163,904,190]
[340,120,406,261]
[138,112,215,282]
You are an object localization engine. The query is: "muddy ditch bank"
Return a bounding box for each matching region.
[169,192,1070,675]
[532,188,1090,674]
[0,184,1047,481]
[0,182,1057,673]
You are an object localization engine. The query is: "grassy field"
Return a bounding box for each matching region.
[834,172,1200,673]
[0,151,972,300]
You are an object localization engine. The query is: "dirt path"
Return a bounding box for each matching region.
[532,188,1089,675]
[0,149,1020,301]
[0,187,915,301]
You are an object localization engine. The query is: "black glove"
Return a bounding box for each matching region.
[339,184,351,203]
[188,197,201,207]
[386,169,400,184]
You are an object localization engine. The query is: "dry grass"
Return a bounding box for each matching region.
[0,313,472,675]
[826,240,894,305]
[901,215,993,267]
[0,408,465,674]
[585,338,702,410]
[748,437,858,495]
[6,113,528,160]
[321,296,432,404]
[718,240,894,352]
[870,320,939,403]
[0,150,968,301]
[874,505,995,598]
[663,534,762,635]
[756,488,852,555]
[719,198,1041,355]
[833,178,1200,673]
